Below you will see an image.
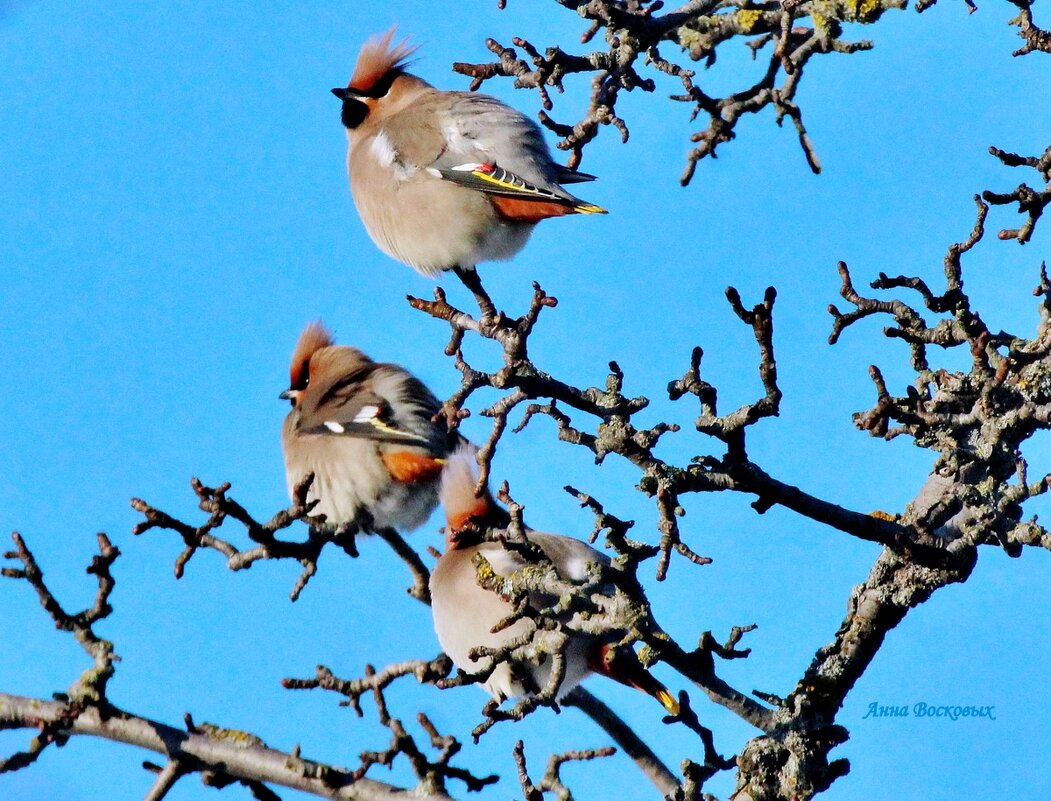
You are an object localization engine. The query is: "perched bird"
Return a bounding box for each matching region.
[331,29,606,315]
[430,445,679,714]
[280,321,454,533]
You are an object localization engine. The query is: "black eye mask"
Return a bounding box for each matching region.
[356,69,403,99]
[341,97,368,129]
[333,69,405,129]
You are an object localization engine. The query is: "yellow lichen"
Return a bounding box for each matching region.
[199,723,266,749]
[677,27,709,50]
[856,0,881,20]
[737,9,764,32]
[868,510,899,522]
[637,644,656,666]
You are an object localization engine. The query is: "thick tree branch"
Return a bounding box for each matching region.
[0,694,459,801]
[562,687,679,795]
[1,533,464,801]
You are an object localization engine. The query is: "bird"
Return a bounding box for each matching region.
[429,444,679,714]
[331,28,606,316]
[280,320,456,533]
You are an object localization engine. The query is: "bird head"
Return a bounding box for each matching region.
[439,444,512,549]
[281,320,333,407]
[331,28,420,130]
[280,321,372,409]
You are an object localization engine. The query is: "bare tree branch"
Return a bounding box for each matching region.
[563,687,679,795]
[452,0,903,181]
[132,476,438,603]
[283,658,453,717]
[984,144,1051,243]
[0,533,465,801]
[1004,0,1051,56]
[0,693,460,801]
[3,531,119,705]
[512,738,617,801]
[8,5,1051,793]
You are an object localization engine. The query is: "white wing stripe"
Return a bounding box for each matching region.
[352,405,381,423]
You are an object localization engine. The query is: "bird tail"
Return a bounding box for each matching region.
[439,163,607,216]
[554,164,598,185]
[589,644,680,716]
[571,201,607,215]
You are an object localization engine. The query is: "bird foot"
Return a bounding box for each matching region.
[452,266,499,323]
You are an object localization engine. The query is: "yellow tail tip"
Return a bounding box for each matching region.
[574,203,608,215]
[656,689,680,716]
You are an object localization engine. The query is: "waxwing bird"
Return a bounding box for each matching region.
[281,321,455,533]
[331,29,607,316]
[429,445,679,714]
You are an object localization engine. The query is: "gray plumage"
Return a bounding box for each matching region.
[431,529,608,702]
[335,31,604,278]
[281,322,451,532]
[429,445,607,702]
[430,445,680,715]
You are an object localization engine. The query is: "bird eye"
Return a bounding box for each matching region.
[288,363,311,395]
[363,70,401,99]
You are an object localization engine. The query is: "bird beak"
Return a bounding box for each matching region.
[331,87,350,100]
[279,389,298,401]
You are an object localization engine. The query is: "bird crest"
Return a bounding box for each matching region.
[289,320,334,391]
[440,444,496,543]
[348,28,419,93]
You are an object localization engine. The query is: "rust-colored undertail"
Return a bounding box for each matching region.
[382,451,446,484]
[490,195,582,222]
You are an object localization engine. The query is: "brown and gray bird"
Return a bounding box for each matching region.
[430,445,679,713]
[331,29,606,313]
[280,321,454,533]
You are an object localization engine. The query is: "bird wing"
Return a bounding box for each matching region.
[433,162,605,215]
[436,93,605,209]
[479,532,612,611]
[553,164,597,184]
[298,365,447,452]
[381,91,603,213]
[300,393,431,447]
[528,531,611,581]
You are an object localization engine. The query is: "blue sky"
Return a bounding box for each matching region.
[2,2,1050,800]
